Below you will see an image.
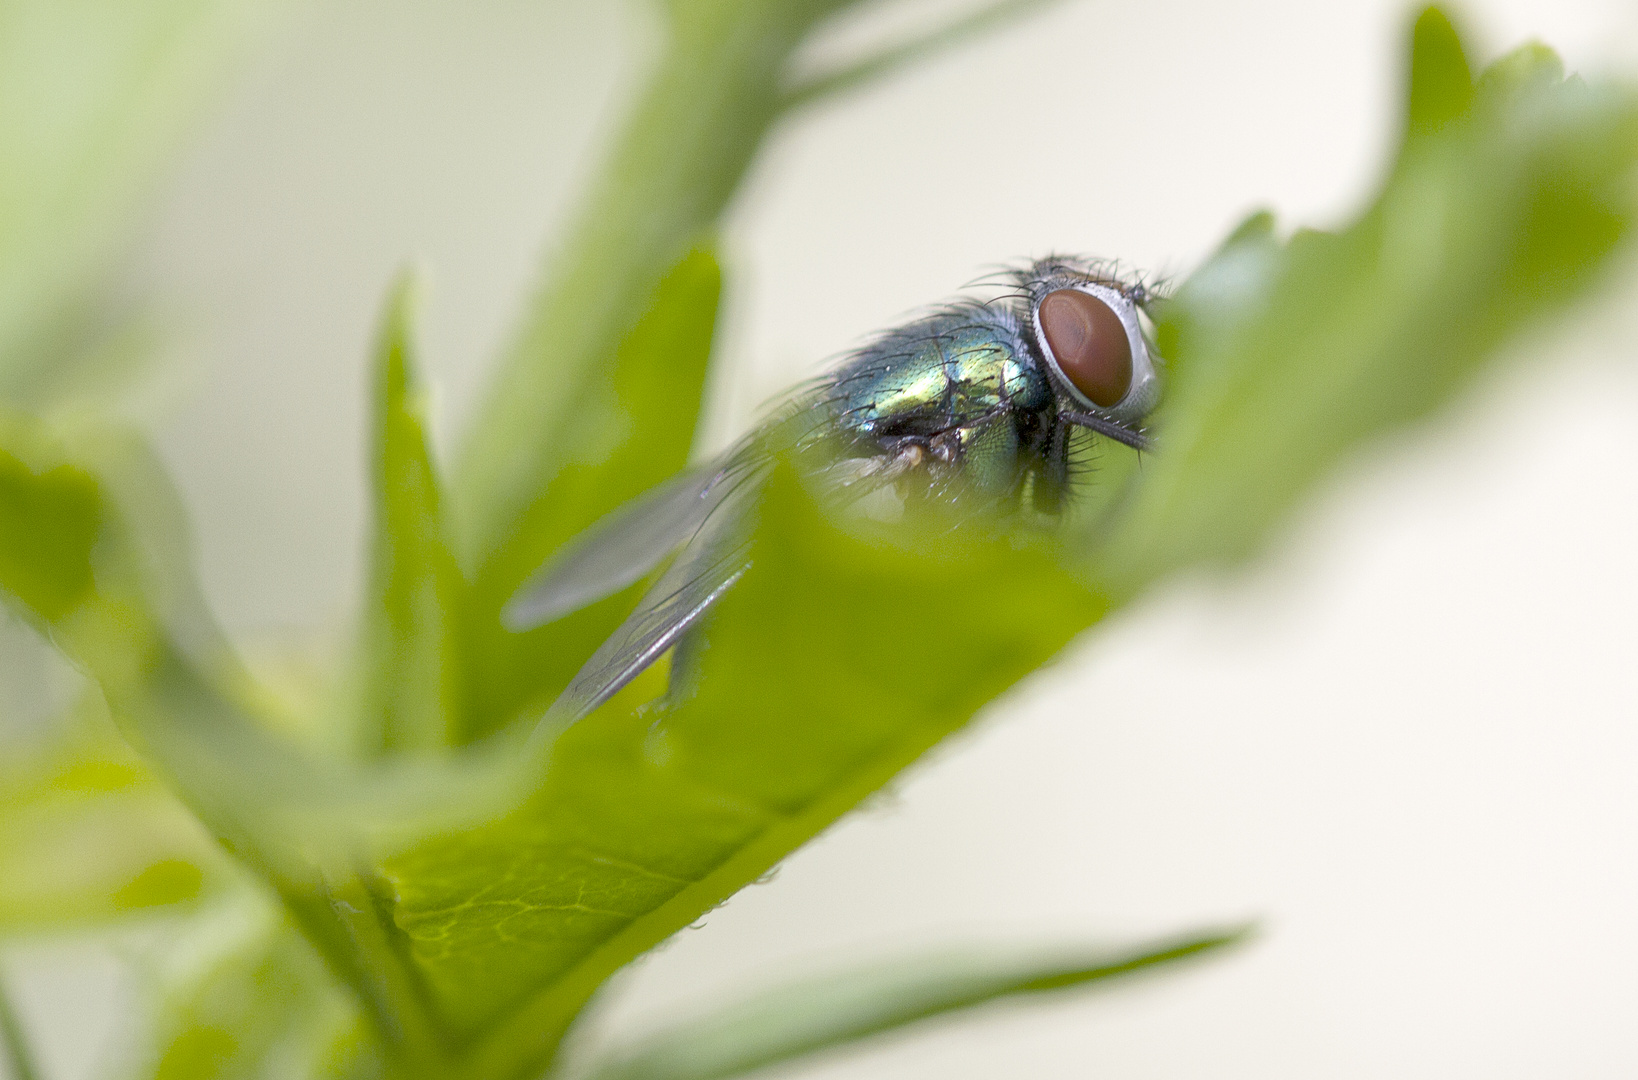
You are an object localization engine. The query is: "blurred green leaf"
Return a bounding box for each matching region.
[0,0,279,406]
[0,697,223,930]
[1104,9,1638,589]
[459,246,721,743]
[452,2,815,564]
[581,928,1249,1080]
[0,431,100,622]
[0,408,238,685]
[128,896,377,1080]
[358,276,462,755]
[1405,7,1474,138]
[0,418,247,933]
[0,414,501,1069]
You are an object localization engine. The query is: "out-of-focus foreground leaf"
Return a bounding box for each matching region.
[580,929,1249,1080]
[0,410,529,1075]
[373,11,1638,1078]
[0,0,277,406]
[0,429,99,621]
[1106,9,1638,588]
[128,896,377,1080]
[0,697,223,930]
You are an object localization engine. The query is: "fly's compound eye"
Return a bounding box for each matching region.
[1038,288,1132,408]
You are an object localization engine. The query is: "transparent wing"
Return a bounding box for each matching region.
[544,455,768,723]
[526,403,830,722]
[503,466,730,631]
[504,392,832,633]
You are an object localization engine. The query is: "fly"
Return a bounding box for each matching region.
[505,256,1164,723]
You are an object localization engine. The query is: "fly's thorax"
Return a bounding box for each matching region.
[826,310,1048,442]
[809,310,1057,508]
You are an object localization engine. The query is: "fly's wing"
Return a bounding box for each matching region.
[503,466,729,631]
[504,395,830,633]
[528,400,828,723]
[544,455,768,723]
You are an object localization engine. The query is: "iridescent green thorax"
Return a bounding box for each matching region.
[828,311,1047,435]
[818,307,1055,498]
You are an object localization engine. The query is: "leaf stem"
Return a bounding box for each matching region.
[313,870,458,1076]
[779,0,1059,114]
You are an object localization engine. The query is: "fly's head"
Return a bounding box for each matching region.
[1016,257,1164,432]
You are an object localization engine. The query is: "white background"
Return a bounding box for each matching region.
[10,0,1638,1077]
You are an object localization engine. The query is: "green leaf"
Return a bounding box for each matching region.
[0,415,501,1068]
[1405,7,1474,139]
[0,408,239,686]
[381,467,1112,1075]
[8,9,1629,1080]
[457,246,721,742]
[581,929,1249,1080]
[1102,10,1638,589]
[358,275,462,755]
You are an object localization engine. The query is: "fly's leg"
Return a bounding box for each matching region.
[1028,415,1070,514]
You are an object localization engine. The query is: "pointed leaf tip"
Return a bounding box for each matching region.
[581,927,1252,1080]
[361,271,463,754]
[1230,209,1276,241]
[376,271,421,403]
[1407,7,1474,138]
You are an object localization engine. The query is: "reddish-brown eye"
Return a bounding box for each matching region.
[1039,289,1132,407]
